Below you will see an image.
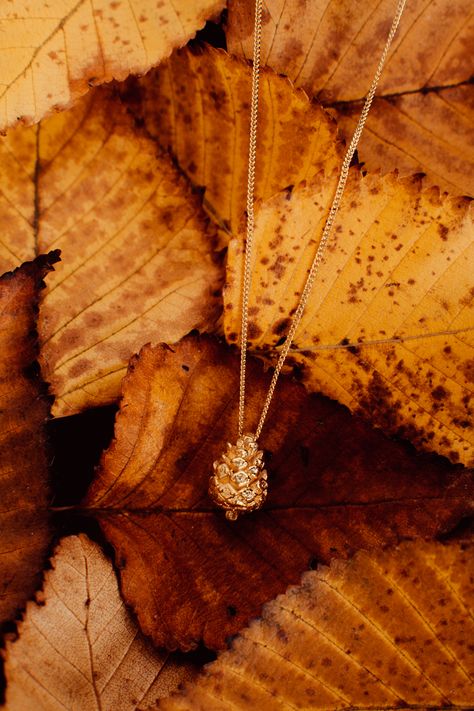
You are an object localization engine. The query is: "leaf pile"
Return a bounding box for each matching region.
[0,1,472,708]
[226,0,474,196]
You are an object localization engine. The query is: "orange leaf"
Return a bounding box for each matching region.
[84,334,474,650]
[0,252,59,626]
[154,538,474,710]
[0,0,225,131]
[224,171,474,465]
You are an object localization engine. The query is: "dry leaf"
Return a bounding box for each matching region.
[84,334,473,650]
[154,538,474,710]
[0,252,59,626]
[226,0,473,102]
[0,0,225,132]
[123,45,342,235]
[224,171,474,466]
[3,534,199,710]
[0,89,222,416]
[333,84,474,198]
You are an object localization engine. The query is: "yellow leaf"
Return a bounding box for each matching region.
[3,535,199,710]
[154,538,474,710]
[0,90,222,416]
[227,0,473,101]
[126,45,342,236]
[0,0,225,131]
[224,171,474,465]
[333,84,474,198]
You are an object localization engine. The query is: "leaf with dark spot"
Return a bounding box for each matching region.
[0,0,225,132]
[225,171,474,466]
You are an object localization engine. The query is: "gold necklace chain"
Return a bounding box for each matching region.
[209,0,408,520]
[241,0,407,439]
[238,0,264,438]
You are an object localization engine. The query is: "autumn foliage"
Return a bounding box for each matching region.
[0,1,472,710]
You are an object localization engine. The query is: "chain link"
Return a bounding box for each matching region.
[239,0,408,440]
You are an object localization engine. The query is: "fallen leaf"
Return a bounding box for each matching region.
[3,534,199,710]
[153,537,474,710]
[0,89,222,416]
[0,0,225,132]
[84,334,474,650]
[226,0,473,102]
[224,171,474,466]
[123,45,342,235]
[0,252,59,627]
[333,84,474,198]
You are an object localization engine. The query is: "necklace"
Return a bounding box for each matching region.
[209,0,408,521]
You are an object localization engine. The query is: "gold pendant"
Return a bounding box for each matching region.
[209,434,268,521]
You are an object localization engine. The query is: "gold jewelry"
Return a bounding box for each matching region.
[209,0,408,520]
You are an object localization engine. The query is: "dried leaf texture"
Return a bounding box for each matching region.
[227,0,473,102]
[224,171,474,466]
[155,538,474,710]
[125,46,342,235]
[84,335,473,650]
[0,124,36,268]
[3,535,198,710]
[333,84,474,198]
[0,90,222,416]
[0,252,59,626]
[0,0,225,131]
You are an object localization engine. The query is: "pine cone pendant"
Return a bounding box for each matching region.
[209,434,268,521]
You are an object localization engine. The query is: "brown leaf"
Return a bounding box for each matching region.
[0,252,59,627]
[153,538,474,710]
[226,0,472,102]
[83,334,474,650]
[333,84,474,198]
[3,535,199,710]
[0,0,225,131]
[0,90,222,416]
[224,171,474,466]
[123,45,342,236]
